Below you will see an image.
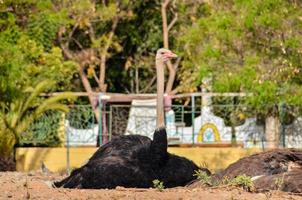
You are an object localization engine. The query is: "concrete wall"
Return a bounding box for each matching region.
[15,147,261,173]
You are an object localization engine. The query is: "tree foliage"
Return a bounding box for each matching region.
[0,16,77,101]
[0,2,77,155]
[0,80,75,157]
[1,0,302,110]
[178,0,302,111]
[1,0,205,95]
[1,0,301,150]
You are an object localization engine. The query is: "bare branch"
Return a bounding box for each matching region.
[88,23,96,41]
[123,86,131,94]
[184,98,190,106]
[103,17,119,53]
[173,56,181,70]
[93,70,100,85]
[167,12,178,32]
[162,0,171,8]
[140,76,157,93]
[72,38,84,50]
[168,0,178,32]
[161,1,169,48]
[169,88,178,95]
[165,61,175,92]
[161,0,179,93]
[57,21,80,60]
[57,26,74,60]
[68,22,79,43]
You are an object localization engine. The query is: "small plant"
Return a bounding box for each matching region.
[193,170,212,185]
[274,174,284,190]
[231,175,254,191]
[153,179,164,191]
[220,176,232,185]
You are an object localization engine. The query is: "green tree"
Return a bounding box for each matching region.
[0,4,77,159]
[0,19,77,98]
[178,0,302,147]
[0,81,75,157]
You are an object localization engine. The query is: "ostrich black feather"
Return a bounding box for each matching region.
[54,128,206,189]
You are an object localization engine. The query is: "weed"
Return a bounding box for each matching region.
[274,174,284,190]
[231,175,254,192]
[193,170,212,185]
[152,179,164,191]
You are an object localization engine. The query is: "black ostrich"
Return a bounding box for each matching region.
[53,49,209,189]
[213,149,302,193]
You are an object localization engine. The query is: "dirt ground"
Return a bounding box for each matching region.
[0,172,301,200]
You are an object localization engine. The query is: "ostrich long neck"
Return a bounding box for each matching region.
[156,58,165,128]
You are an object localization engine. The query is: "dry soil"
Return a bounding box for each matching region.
[0,172,301,200]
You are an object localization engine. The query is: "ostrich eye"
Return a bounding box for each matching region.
[161,52,165,55]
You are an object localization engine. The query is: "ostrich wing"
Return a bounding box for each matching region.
[150,127,168,166]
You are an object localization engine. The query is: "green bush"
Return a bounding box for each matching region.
[19,111,64,147]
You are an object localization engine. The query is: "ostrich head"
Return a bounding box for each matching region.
[156,48,177,63]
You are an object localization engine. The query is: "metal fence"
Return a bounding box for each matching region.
[20,103,302,149]
[18,102,302,172]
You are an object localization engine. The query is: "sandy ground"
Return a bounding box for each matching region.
[0,172,301,200]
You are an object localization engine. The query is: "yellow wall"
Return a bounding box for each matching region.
[168,147,261,171]
[15,147,262,173]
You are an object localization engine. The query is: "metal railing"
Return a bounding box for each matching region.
[19,103,302,172]
[20,103,302,148]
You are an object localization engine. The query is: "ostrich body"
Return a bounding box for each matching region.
[214,149,302,193]
[53,49,206,189]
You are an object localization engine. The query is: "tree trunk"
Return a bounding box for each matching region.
[99,54,107,92]
[161,0,179,94]
[161,0,169,49]
[79,65,100,121]
[265,115,280,149]
[165,61,175,93]
[98,17,119,93]
[231,125,237,146]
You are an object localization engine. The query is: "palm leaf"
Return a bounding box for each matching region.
[1,80,77,154]
[35,92,75,115]
[34,103,70,117]
[20,80,55,120]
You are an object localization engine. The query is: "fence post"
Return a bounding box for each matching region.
[191,94,195,144]
[109,105,112,141]
[279,102,286,148]
[66,127,70,175]
[98,93,103,146]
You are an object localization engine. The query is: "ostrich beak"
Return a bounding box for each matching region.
[166,52,178,59]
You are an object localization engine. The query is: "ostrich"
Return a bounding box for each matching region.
[213,149,302,193]
[53,48,209,189]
